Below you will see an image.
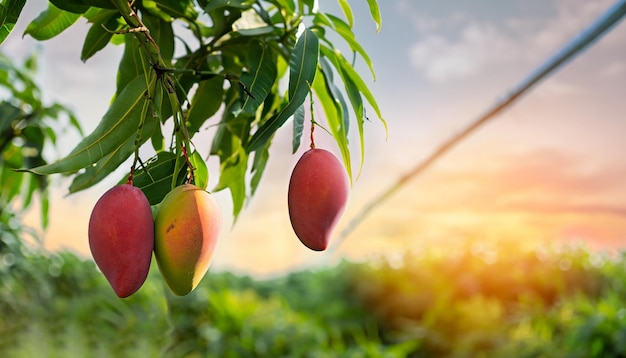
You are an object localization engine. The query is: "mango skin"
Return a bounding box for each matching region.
[154,184,221,296]
[88,184,154,298]
[288,148,349,251]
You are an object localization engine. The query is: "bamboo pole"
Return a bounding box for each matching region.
[330,0,626,252]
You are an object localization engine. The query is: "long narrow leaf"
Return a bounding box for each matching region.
[0,0,26,45]
[81,10,119,62]
[69,99,158,192]
[336,0,353,27]
[152,0,195,19]
[116,34,146,97]
[24,3,80,41]
[337,65,366,178]
[320,45,386,133]
[324,13,376,80]
[292,104,305,152]
[365,0,381,32]
[246,28,319,151]
[186,76,224,134]
[141,12,175,64]
[241,42,277,115]
[250,141,270,197]
[214,147,248,220]
[69,142,132,192]
[312,67,352,182]
[211,101,251,219]
[203,0,251,12]
[24,75,151,175]
[189,150,209,190]
[49,0,89,14]
[319,56,349,135]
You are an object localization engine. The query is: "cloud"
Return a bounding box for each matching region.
[406,0,618,83]
[600,61,626,77]
[407,148,626,217]
[409,23,516,82]
[332,146,626,256]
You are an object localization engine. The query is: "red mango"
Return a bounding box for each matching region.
[88,184,154,298]
[288,148,349,251]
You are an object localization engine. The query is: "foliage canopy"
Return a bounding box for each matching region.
[2,0,385,219]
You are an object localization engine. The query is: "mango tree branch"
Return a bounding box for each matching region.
[112,0,164,70]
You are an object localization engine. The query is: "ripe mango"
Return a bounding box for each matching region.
[88,184,154,298]
[288,148,349,251]
[154,184,221,296]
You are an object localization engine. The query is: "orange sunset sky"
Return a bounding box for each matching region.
[5,1,626,276]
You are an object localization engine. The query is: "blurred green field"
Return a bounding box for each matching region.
[1,235,625,357]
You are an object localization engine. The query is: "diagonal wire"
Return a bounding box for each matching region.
[330,0,626,252]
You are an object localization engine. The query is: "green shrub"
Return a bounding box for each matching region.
[1,236,625,357]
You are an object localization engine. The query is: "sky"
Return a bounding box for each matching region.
[3,0,626,277]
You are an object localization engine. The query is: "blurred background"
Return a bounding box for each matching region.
[2,0,626,356]
[6,0,625,275]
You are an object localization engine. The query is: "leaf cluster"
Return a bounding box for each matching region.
[11,0,385,219]
[0,51,81,229]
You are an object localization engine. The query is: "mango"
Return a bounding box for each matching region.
[88,184,154,298]
[154,184,221,296]
[288,148,349,251]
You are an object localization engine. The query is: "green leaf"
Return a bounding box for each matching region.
[319,56,349,135]
[0,0,26,45]
[250,142,269,197]
[83,0,116,9]
[150,82,165,151]
[273,0,294,13]
[21,173,39,212]
[48,0,90,14]
[127,151,180,205]
[320,45,386,133]
[81,10,119,62]
[0,159,23,201]
[151,121,165,151]
[147,0,196,19]
[365,0,381,32]
[202,0,252,13]
[319,12,376,81]
[312,66,352,182]
[24,74,151,175]
[0,101,21,133]
[292,104,305,153]
[246,28,319,152]
[336,0,353,27]
[68,140,134,193]
[214,147,247,220]
[337,64,366,178]
[186,76,224,134]
[116,34,148,97]
[240,42,277,115]
[189,150,208,190]
[68,98,158,192]
[211,103,250,220]
[141,11,175,64]
[24,3,81,40]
